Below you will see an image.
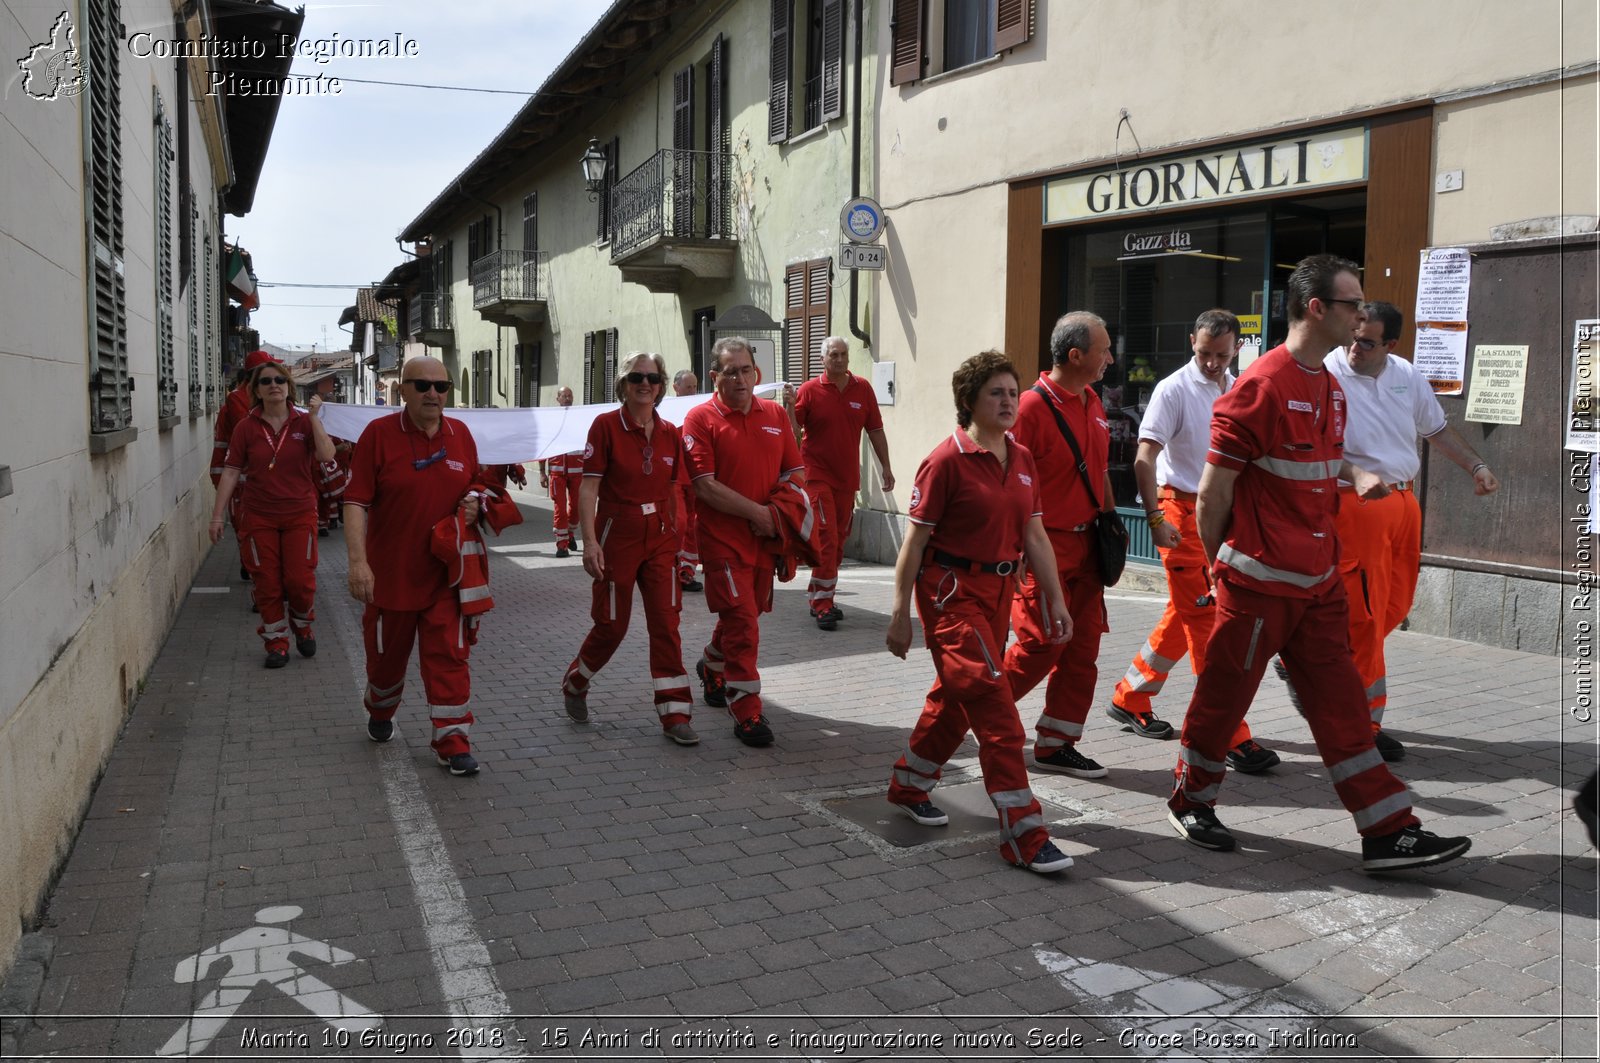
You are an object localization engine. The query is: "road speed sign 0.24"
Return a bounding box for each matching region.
[839,244,886,271]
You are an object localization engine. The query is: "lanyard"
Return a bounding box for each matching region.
[260,414,293,471]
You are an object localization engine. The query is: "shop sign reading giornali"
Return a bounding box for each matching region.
[1045,127,1367,224]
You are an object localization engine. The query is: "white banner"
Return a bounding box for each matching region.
[316,385,787,465]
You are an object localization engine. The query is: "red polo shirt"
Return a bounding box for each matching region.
[224,407,319,519]
[908,430,1041,562]
[345,411,479,612]
[1013,373,1110,533]
[682,393,804,566]
[795,372,883,493]
[583,406,686,506]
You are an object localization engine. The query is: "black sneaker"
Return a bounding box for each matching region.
[1373,730,1406,762]
[562,689,588,722]
[1105,704,1175,740]
[1361,825,1470,872]
[695,659,727,708]
[318,527,329,538]
[264,649,289,669]
[1168,806,1236,851]
[1273,657,1306,714]
[367,717,394,743]
[895,800,948,826]
[682,579,703,593]
[437,752,480,776]
[1033,746,1108,779]
[732,715,774,747]
[296,637,317,659]
[555,545,570,558]
[1023,840,1075,874]
[1227,739,1281,774]
[825,605,843,621]
[814,611,838,631]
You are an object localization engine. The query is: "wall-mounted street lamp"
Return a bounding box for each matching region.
[580,138,608,200]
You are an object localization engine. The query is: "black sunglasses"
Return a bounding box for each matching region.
[625,372,664,385]
[256,375,289,386]
[413,446,447,471]
[408,380,452,394]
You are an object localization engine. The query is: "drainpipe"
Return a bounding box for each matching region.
[849,0,870,348]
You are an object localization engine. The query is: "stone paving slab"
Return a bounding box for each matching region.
[2,488,1596,1061]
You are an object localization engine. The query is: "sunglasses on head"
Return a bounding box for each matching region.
[626,371,664,385]
[256,375,289,386]
[407,379,452,394]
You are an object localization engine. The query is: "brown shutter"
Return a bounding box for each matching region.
[889,0,924,86]
[994,0,1035,52]
[783,262,806,385]
[768,0,791,143]
[806,258,832,380]
[820,0,845,122]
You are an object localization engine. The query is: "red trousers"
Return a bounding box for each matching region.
[887,564,1052,866]
[1111,497,1252,745]
[1336,486,1422,730]
[700,559,775,723]
[362,595,474,756]
[805,482,853,615]
[239,508,317,652]
[675,481,699,585]
[1170,577,1418,838]
[1003,529,1109,756]
[550,470,579,546]
[564,505,691,726]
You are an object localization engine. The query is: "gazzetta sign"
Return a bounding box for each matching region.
[1044,126,1367,224]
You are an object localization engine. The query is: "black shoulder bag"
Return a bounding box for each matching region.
[1030,384,1128,587]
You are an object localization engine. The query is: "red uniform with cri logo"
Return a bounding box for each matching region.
[562,407,693,728]
[886,430,1053,867]
[794,372,883,617]
[345,412,481,758]
[225,407,320,652]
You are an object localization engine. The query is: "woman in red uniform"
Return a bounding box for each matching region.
[885,351,1077,874]
[209,359,335,667]
[560,352,697,745]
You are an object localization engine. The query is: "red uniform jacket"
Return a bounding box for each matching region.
[761,477,823,581]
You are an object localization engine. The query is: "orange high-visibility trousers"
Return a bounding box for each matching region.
[1335,486,1422,731]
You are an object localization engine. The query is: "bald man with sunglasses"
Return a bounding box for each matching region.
[345,357,485,776]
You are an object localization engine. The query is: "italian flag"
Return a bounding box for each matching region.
[225,245,259,311]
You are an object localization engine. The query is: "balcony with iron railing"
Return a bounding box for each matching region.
[470,249,550,327]
[609,148,736,293]
[416,290,453,347]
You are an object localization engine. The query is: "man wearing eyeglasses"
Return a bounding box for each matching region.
[790,337,894,631]
[1166,255,1470,872]
[344,357,485,777]
[1317,300,1499,762]
[539,386,584,558]
[1107,309,1279,772]
[682,337,806,747]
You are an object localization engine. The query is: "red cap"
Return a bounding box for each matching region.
[243,350,273,370]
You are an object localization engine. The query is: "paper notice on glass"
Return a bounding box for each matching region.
[1564,319,1600,452]
[1414,325,1468,395]
[1415,247,1471,323]
[1464,344,1529,425]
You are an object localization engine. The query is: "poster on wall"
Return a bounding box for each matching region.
[1414,325,1468,395]
[1464,344,1529,425]
[1415,247,1472,323]
[1564,319,1600,453]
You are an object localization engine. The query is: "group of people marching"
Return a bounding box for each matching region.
[208,253,1501,876]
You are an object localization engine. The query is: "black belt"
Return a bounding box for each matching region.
[930,549,1019,576]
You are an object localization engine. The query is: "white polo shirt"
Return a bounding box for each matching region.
[1326,346,1447,485]
[1138,358,1234,495]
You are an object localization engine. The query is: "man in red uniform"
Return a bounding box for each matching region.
[1167,254,1471,871]
[1003,312,1118,780]
[539,385,583,558]
[672,369,703,592]
[211,350,273,582]
[790,336,894,630]
[682,337,806,747]
[345,356,485,777]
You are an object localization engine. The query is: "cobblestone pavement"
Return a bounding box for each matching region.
[4,489,1596,1061]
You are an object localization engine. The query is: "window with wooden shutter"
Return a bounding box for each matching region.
[204,218,218,411]
[153,89,177,425]
[515,341,541,406]
[672,65,695,237]
[175,16,191,297]
[783,258,832,384]
[768,0,791,143]
[603,328,618,403]
[187,197,201,416]
[583,331,596,403]
[522,193,538,252]
[994,0,1036,51]
[890,0,924,85]
[707,35,729,236]
[87,0,130,437]
[820,0,845,122]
